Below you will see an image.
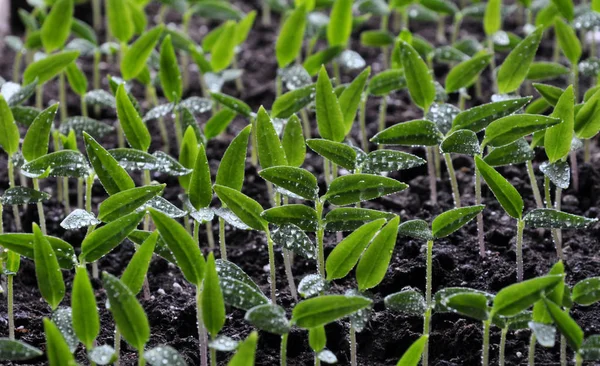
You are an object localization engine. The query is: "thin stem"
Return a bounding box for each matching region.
[316,200,325,278]
[378,97,388,136]
[283,249,298,301]
[63,177,71,214]
[475,155,485,257]
[499,327,507,366]
[193,220,200,244]
[276,74,282,99]
[92,0,101,31]
[206,221,215,249]
[423,308,431,366]
[333,61,341,86]
[444,154,461,207]
[544,177,563,260]
[323,158,331,186]
[560,334,567,366]
[174,110,183,149]
[436,15,446,43]
[233,56,244,93]
[59,72,67,121]
[572,65,579,104]
[251,117,258,166]
[350,325,357,366]
[262,1,271,26]
[359,94,368,152]
[114,328,121,366]
[528,333,536,366]
[77,178,84,209]
[426,147,437,204]
[426,240,433,307]
[570,150,579,192]
[219,217,227,260]
[300,109,311,140]
[8,275,14,340]
[33,179,46,235]
[280,333,288,366]
[266,230,277,304]
[12,51,22,83]
[210,347,217,366]
[516,219,524,282]
[196,287,209,366]
[93,51,101,116]
[575,354,583,366]
[526,160,544,208]
[138,350,146,366]
[36,85,43,110]
[434,148,442,183]
[451,14,462,44]
[148,86,170,153]
[8,159,22,231]
[584,139,591,163]
[487,38,497,93]
[482,320,490,366]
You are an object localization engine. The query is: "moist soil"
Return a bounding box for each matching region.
[1,1,600,365]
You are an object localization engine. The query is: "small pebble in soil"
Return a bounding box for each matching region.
[263,264,270,272]
[173,282,183,293]
[157,288,166,295]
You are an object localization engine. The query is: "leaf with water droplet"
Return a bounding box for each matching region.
[432,205,485,239]
[72,266,99,349]
[580,335,600,361]
[214,185,267,232]
[128,230,177,264]
[60,116,114,139]
[298,274,326,298]
[98,185,164,222]
[51,307,79,353]
[271,224,316,259]
[399,41,436,111]
[443,292,490,321]
[435,287,494,313]
[0,233,76,269]
[371,119,442,146]
[440,130,480,155]
[22,103,58,162]
[292,294,372,328]
[397,220,433,241]
[211,92,253,118]
[445,53,492,93]
[43,318,77,366]
[324,208,396,232]
[385,289,426,316]
[245,303,291,335]
[208,336,239,352]
[122,232,158,296]
[228,331,258,366]
[529,322,556,347]
[491,274,563,317]
[152,151,193,176]
[476,156,523,219]
[483,114,561,147]
[0,339,43,360]
[33,223,65,310]
[84,133,135,195]
[540,161,570,189]
[1,186,50,205]
[451,96,531,133]
[216,259,269,310]
[523,209,597,229]
[367,69,406,96]
[259,166,319,201]
[88,345,117,365]
[22,150,90,179]
[315,66,345,142]
[216,125,251,191]
[497,27,544,94]
[543,298,583,351]
[23,50,79,85]
[483,138,535,167]
[7,79,37,107]
[572,277,600,306]
[325,174,408,205]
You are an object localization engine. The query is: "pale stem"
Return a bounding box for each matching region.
[232,56,244,93]
[499,327,507,366]
[434,148,442,183]
[570,150,579,192]
[333,61,341,86]
[266,229,277,304]
[210,347,217,366]
[544,176,563,260]
[482,320,490,366]
[516,219,524,282]
[316,200,325,278]
[422,239,434,366]
[300,108,311,140]
[426,147,438,204]
[219,217,227,260]
[359,94,368,152]
[77,177,84,208]
[33,179,46,235]
[262,1,271,26]
[174,110,183,149]
[526,160,544,208]
[114,328,121,366]
[63,177,71,214]
[444,153,461,207]
[59,72,67,121]
[584,139,591,164]
[436,15,446,43]
[475,155,485,257]
[93,51,101,116]
[350,325,357,366]
[92,0,101,32]
[8,275,14,340]
[12,51,22,83]
[205,221,215,249]
[487,38,497,93]
[560,334,567,366]
[283,249,298,301]
[451,14,462,44]
[528,333,536,366]
[280,333,288,366]
[275,74,282,99]
[193,220,200,244]
[36,85,43,110]
[149,86,170,153]
[196,286,209,366]
[8,159,22,231]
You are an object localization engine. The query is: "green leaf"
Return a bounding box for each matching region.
[8,79,38,107]
[324,208,396,232]
[440,130,481,155]
[327,0,353,46]
[545,85,574,163]
[484,138,535,167]
[191,1,243,20]
[211,21,237,72]
[84,133,135,195]
[399,41,436,111]
[276,4,307,68]
[72,266,99,349]
[526,62,570,81]
[306,139,356,170]
[497,27,544,94]
[432,205,485,239]
[22,103,58,162]
[214,185,267,231]
[205,109,237,140]
[445,53,492,93]
[292,295,372,328]
[0,233,76,269]
[41,0,73,52]
[65,62,88,96]
[106,0,133,43]
[282,115,306,167]
[115,85,151,151]
[216,259,269,310]
[33,223,65,310]
[339,67,371,134]
[303,46,344,76]
[211,92,253,118]
[523,209,597,229]
[259,166,318,201]
[555,19,581,65]
[475,156,523,219]
[396,335,428,366]
[144,346,186,366]
[0,339,43,360]
[43,319,77,366]
[371,120,442,146]
[573,277,600,306]
[121,231,158,295]
[361,30,395,47]
[398,219,433,240]
[491,275,563,317]
[326,219,386,281]
[21,150,90,179]
[533,83,564,107]
[325,174,408,205]
[272,84,316,119]
[385,290,426,316]
[483,114,561,147]
[580,335,600,361]
[298,274,327,298]
[150,208,205,285]
[451,97,532,133]
[203,253,226,338]
[1,187,51,205]
[256,106,287,168]
[24,52,80,86]
[309,326,326,352]
[356,216,400,291]
[574,87,600,139]
[121,24,164,80]
[271,223,316,259]
[178,126,198,190]
[483,0,502,36]
[102,272,149,352]
[98,185,164,222]
[367,69,406,96]
[227,332,258,366]
[80,211,145,262]
[189,144,212,210]
[540,161,570,189]
[159,35,182,103]
[532,261,566,324]
[236,11,256,45]
[245,304,291,335]
[443,292,490,321]
[215,125,251,191]
[362,150,426,173]
[551,0,574,21]
[543,298,583,351]
[316,66,345,142]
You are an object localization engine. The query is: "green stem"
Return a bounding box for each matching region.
[36,85,43,110]
[378,97,388,136]
[482,320,490,366]
[266,230,277,304]
[92,0,101,32]
[33,179,46,235]
[584,139,591,163]
[451,14,462,44]
[276,74,282,99]
[138,350,146,366]
[323,158,331,186]
[81,96,88,117]
[283,249,297,301]
[59,72,67,121]
[300,109,311,140]
[63,177,71,214]
[572,65,579,104]
[8,159,22,231]
[251,117,258,166]
[526,160,544,208]
[262,1,271,26]
[528,333,536,366]
[425,147,437,204]
[444,154,461,207]
[487,38,497,93]
[206,221,215,249]
[499,327,507,366]
[114,328,121,366]
[143,170,151,232]
[575,354,583,366]
[219,217,227,260]
[434,148,442,181]
[12,51,23,83]
[93,50,101,116]
[436,15,446,43]
[350,325,357,366]
[174,110,183,149]
[233,56,244,93]
[193,220,200,244]
[516,219,524,282]
[423,308,431,366]
[280,333,288,366]
[570,150,579,192]
[560,334,567,366]
[544,177,563,260]
[333,61,341,86]
[149,86,170,153]
[359,94,368,152]
[475,154,485,257]
[210,347,217,366]
[8,275,14,340]
[197,286,209,366]
[316,200,325,278]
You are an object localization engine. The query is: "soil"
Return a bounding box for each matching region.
[1,1,600,365]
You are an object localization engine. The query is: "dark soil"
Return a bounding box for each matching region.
[1,1,600,365]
